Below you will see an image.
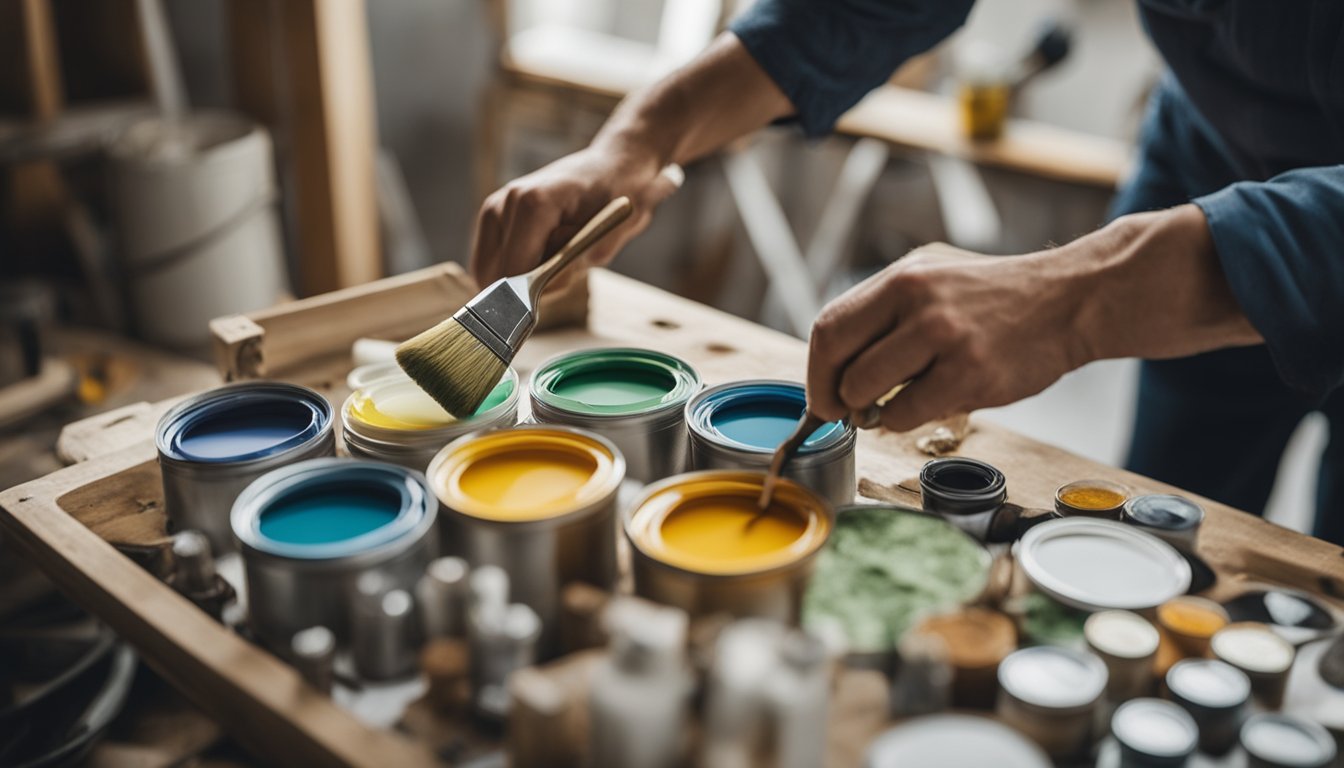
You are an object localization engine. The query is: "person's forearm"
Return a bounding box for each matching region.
[1070,204,1262,363]
[591,32,793,172]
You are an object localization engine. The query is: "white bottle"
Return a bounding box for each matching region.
[588,598,691,768]
[767,631,830,768]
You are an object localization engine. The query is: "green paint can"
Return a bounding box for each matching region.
[528,348,700,482]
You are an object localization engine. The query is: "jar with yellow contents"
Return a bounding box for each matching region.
[341,368,519,471]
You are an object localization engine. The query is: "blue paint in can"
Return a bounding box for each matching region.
[691,381,844,453]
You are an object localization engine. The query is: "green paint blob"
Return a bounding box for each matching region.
[475,377,514,415]
[803,507,989,653]
[534,349,699,416]
[549,368,674,407]
[258,485,400,545]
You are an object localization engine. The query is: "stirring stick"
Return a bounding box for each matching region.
[754,381,911,516]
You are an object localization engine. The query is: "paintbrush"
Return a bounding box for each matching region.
[397,197,633,418]
[756,381,914,514]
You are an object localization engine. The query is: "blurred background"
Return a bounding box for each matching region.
[0,0,1320,532]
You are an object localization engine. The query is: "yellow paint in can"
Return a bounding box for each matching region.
[430,427,617,522]
[628,474,830,575]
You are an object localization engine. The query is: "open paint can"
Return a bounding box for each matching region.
[427,425,625,656]
[342,368,519,470]
[231,458,438,650]
[157,382,335,552]
[624,470,832,622]
[686,381,856,506]
[528,348,700,482]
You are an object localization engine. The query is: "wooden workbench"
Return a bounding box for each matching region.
[2,268,1341,766]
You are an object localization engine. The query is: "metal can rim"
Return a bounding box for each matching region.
[529,347,701,420]
[427,424,626,531]
[685,379,854,456]
[156,381,333,467]
[624,469,834,579]
[231,457,436,564]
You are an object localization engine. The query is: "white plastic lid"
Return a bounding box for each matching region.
[1212,624,1295,674]
[1085,610,1160,659]
[1111,698,1198,758]
[1166,659,1250,708]
[998,646,1108,709]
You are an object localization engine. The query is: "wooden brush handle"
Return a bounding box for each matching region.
[527,197,634,292]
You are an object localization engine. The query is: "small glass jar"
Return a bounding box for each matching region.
[1055,479,1129,519]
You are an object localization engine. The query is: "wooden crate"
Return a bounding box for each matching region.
[3,267,1343,766]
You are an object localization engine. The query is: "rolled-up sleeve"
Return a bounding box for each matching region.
[1194,166,1344,398]
[730,0,976,137]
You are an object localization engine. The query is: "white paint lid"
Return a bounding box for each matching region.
[1241,714,1337,767]
[1111,698,1198,758]
[865,715,1050,768]
[1085,610,1159,659]
[1167,659,1250,708]
[998,646,1108,709]
[1018,518,1191,611]
[1212,623,1295,674]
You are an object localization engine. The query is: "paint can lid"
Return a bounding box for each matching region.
[998,646,1108,710]
[1212,622,1295,674]
[531,347,700,416]
[158,382,330,463]
[1166,659,1250,709]
[1240,714,1337,768]
[1084,610,1159,659]
[1111,698,1198,760]
[865,715,1050,768]
[687,380,850,455]
[1122,494,1204,531]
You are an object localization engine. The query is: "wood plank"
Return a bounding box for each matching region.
[0,445,441,768]
[20,0,63,120]
[276,0,382,294]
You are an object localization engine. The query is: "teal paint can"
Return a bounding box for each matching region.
[528,348,700,482]
[231,457,438,650]
[685,380,856,506]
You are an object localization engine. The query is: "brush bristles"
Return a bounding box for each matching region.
[395,317,508,419]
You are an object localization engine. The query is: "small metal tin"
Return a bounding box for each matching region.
[1211,622,1295,710]
[157,382,335,552]
[529,348,700,482]
[686,380,855,506]
[1084,610,1159,703]
[625,470,832,623]
[290,626,337,694]
[919,457,1007,541]
[417,556,471,639]
[996,646,1109,761]
[351,579,418,681]
[1110,698,1198,768]
[231,458,438,650]
[428,425,626,658]
[1121,494,1204,552]
[1165,659,1250,756]
[1240,714,1337,768]
[342,368,518,471]
[1055,478,1130,519]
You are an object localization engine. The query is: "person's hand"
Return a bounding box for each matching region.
[470,147,683,289]
[806,205,1260,433]
[807,242,1090,432]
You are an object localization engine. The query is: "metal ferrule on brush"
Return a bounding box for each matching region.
[452,276,537,365]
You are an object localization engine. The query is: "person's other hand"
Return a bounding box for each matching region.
[469,148,683,289]
[806,242,1093,432]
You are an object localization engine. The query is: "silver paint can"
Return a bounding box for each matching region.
[231,457,438,651]
[686,380,855,507]
[427,424,625,658]
[157,382,335,552]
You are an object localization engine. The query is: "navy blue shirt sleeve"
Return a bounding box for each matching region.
[1194,166,1344,398]
[730,0,976,138]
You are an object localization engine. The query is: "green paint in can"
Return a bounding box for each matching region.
[531,348,700,416]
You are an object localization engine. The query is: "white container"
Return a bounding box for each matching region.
[110,111,287,351]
